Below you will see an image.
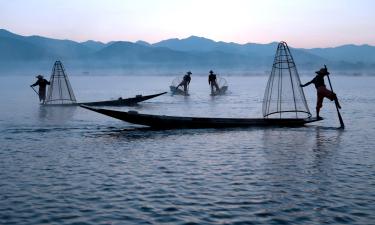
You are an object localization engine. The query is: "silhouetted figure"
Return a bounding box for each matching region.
[301,67,341,118]
[208,70,220,94]
[31,75,50,103]
[176,71,192,94]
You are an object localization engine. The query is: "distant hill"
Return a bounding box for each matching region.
[1,28,375,73]
[80,40,107,51]
[0,29,93,60]
[0,36,53,60]
[135,40,151,46]
[93,41,188,62]
[154,36,219,52]
[307,44,375,63]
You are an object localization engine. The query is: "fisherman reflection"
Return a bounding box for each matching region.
[31,75,50,103]
[300,67,341,119]
[175,71,192,94]
[208,70,220,94]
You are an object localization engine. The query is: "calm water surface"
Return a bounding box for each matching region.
[0,75,374,225]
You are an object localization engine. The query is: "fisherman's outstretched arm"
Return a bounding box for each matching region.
[30,80,39,87]
[300,80,312,87]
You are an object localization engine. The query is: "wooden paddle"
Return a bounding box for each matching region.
[30,86,39,96]
[325,65,345,128]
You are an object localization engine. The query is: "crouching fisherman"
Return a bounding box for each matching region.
[300,67,341,119]
[31,75,50,103]
[208,70,220,94]
[176,71,192,94]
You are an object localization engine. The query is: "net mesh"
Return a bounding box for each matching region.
[171,76,183,88]
[45,61,76,105]
[216,76,228,88]
[262,42,311,118]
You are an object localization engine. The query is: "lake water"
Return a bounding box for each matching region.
[1,74,375,225]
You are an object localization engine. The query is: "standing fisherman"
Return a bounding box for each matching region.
[300,67,341,119]
[31,75,50,103]
[176,71,192,94]
[208,70,220,94]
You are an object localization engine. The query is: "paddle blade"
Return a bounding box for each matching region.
[337,109,345,129]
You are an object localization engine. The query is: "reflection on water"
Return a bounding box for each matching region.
[313,126,343,150]
[37,105,77,123]
[259,127,364,225]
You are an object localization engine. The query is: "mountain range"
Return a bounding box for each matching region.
[1,28,375,74]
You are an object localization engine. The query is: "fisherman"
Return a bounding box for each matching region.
[175,71,192,94]
[300,67,341,119]
[30,75,50,103]
[208,70,220,94]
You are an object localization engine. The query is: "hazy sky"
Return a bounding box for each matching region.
[0,0,374,47]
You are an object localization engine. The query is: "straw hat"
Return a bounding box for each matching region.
[315,68,329,75]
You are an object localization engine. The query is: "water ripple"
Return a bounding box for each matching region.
[1,76,375,224]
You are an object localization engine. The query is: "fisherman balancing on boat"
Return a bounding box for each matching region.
[208,70,220,94]
[30,75,50,103]
[300,67,341,119]
[175,71,192,94]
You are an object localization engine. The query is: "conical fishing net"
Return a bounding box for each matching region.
[216,76,228,88]
[262,42,311,118]
[171,76,183,88]
[45,61,76,105]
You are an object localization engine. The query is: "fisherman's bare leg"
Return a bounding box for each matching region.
[316,108,322,119]
[316,94,324,118]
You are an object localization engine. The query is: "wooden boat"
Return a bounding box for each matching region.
[80,92,167,106]
[43,92,167,106]
[80,105,323,129]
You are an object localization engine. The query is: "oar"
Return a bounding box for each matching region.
[325,65,345,128]
[30,86,39,96]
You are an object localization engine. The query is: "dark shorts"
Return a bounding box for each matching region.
[39,89,46,100]
[316,86,335,109]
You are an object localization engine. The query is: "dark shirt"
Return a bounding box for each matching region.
[208,74,216,84]
[304,74,325,89]
[183,75,191,84]
[32,79,50,90]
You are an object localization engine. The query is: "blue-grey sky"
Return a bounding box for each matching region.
[0,0,374,47]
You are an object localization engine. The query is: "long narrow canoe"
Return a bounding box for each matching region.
[80,105,323,129]
[43,92,167,106]
[81,92,167,106]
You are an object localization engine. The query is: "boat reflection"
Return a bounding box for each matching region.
[37,105,76,124]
